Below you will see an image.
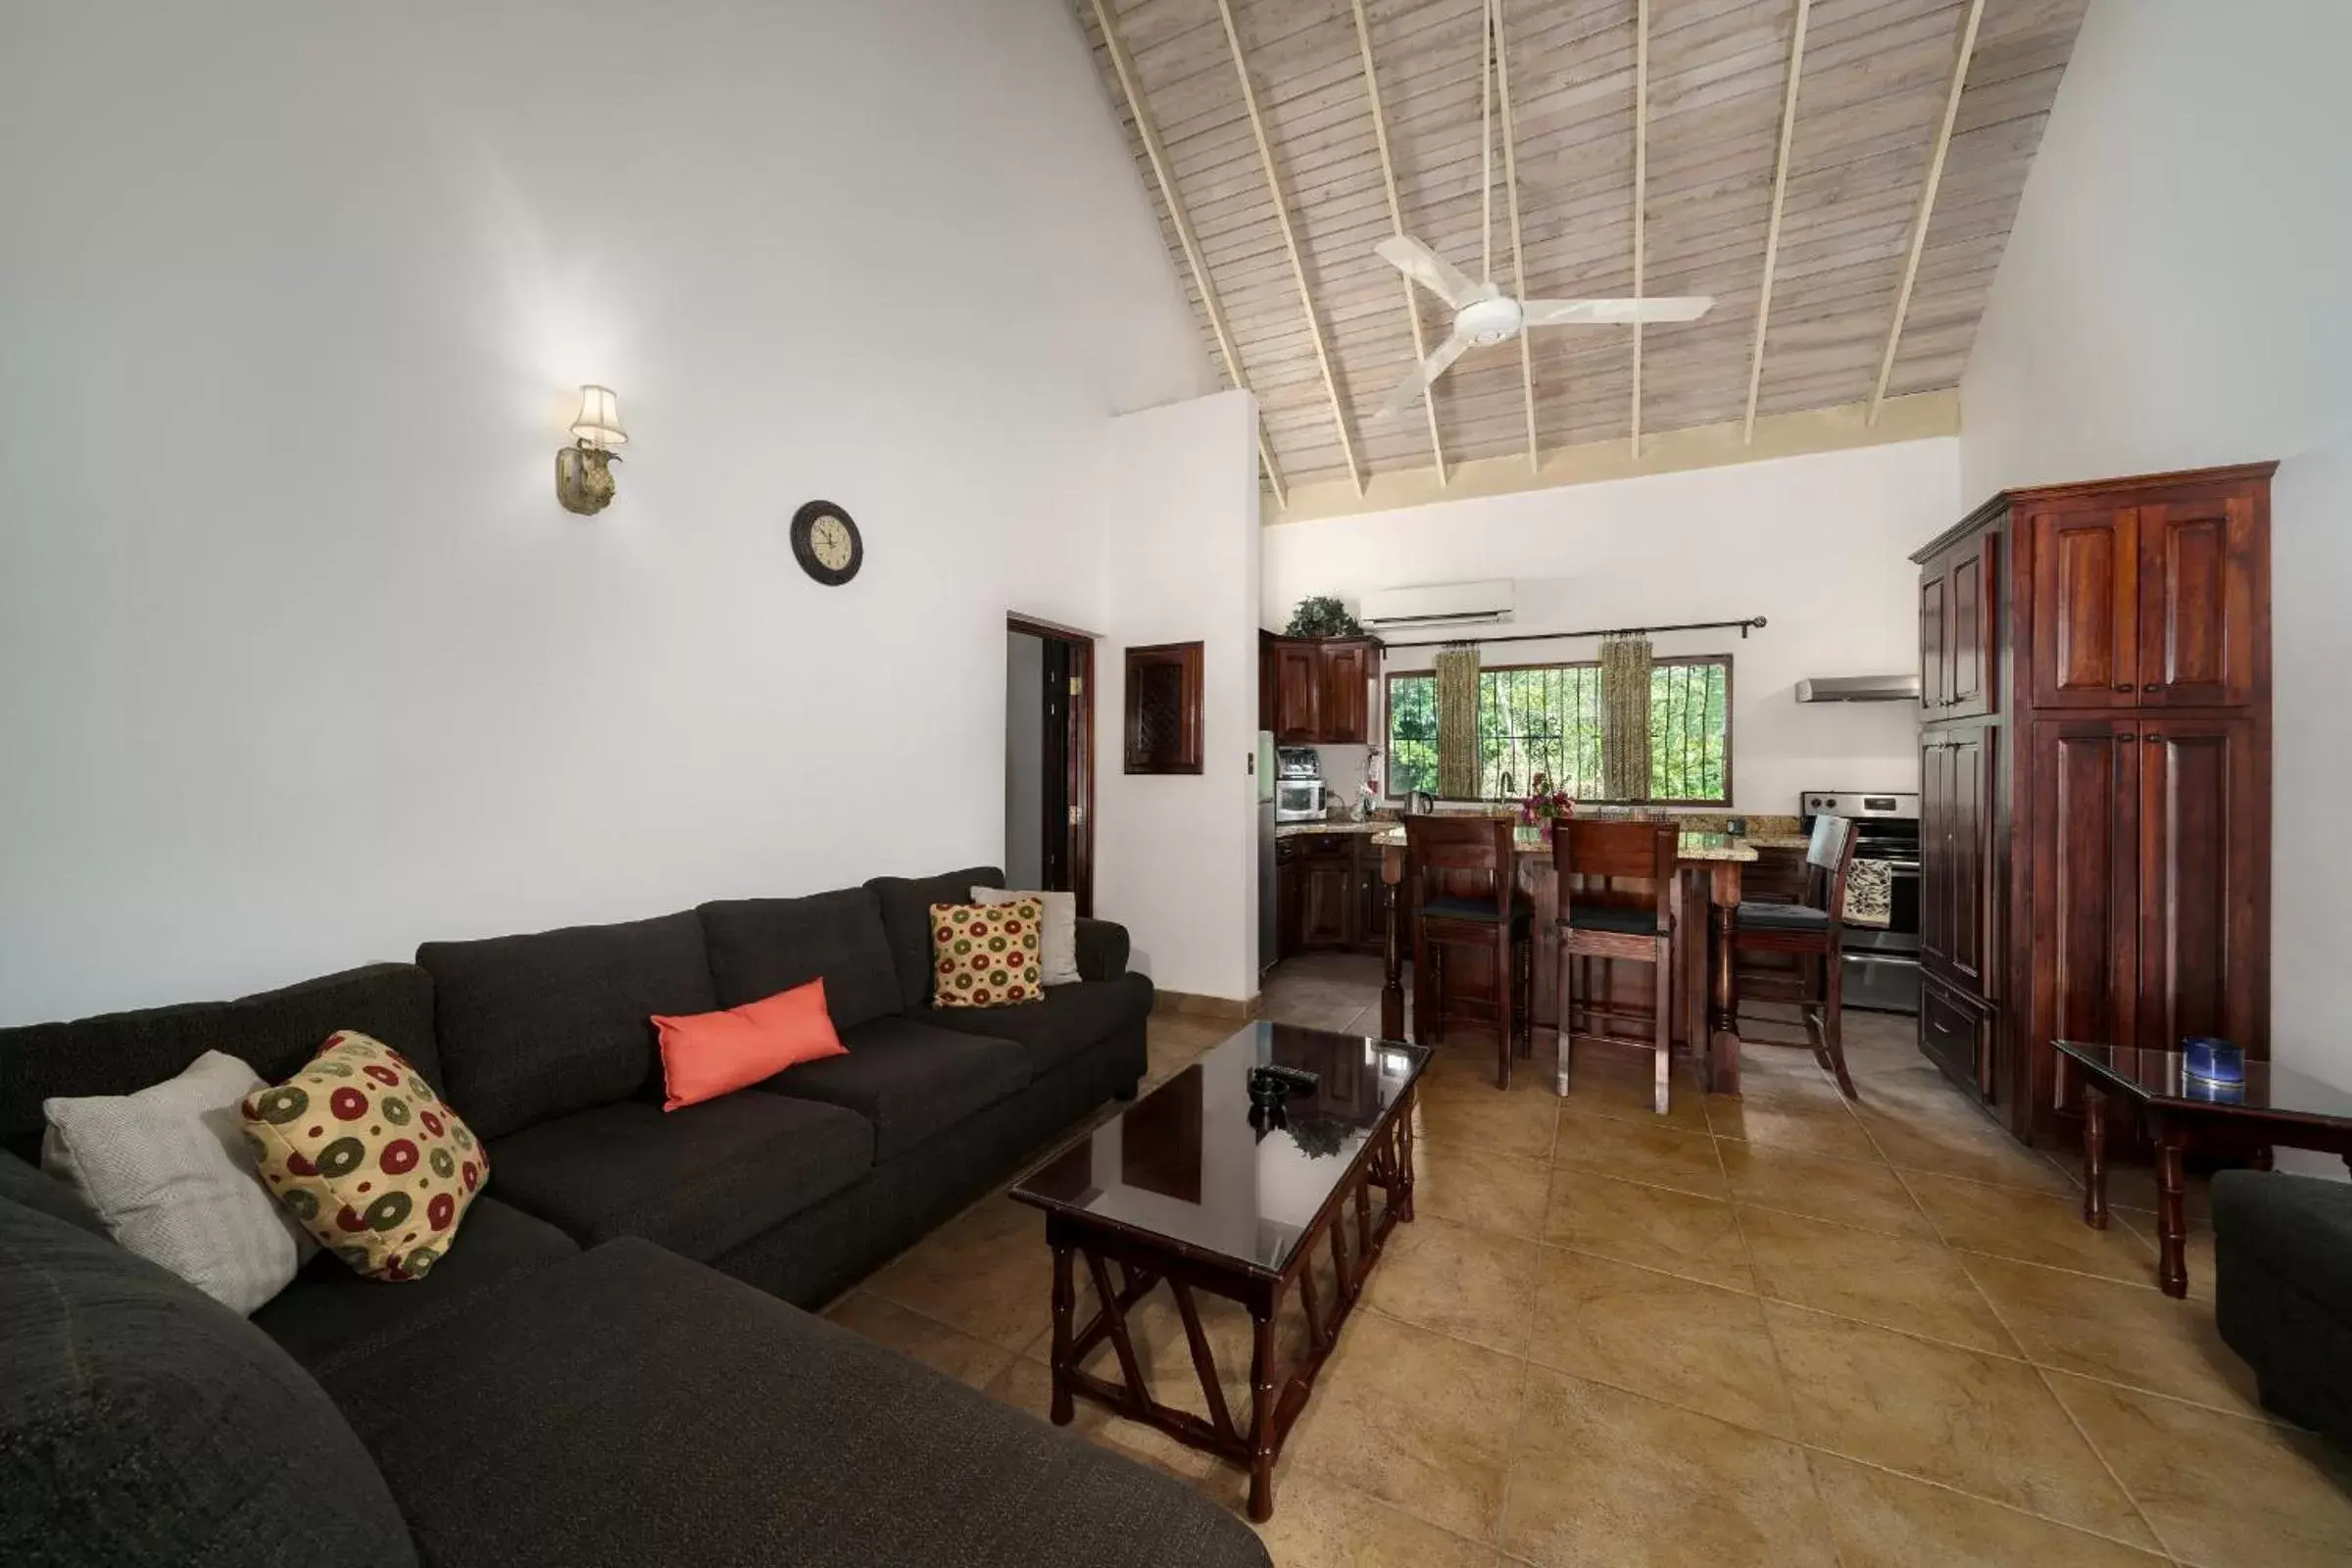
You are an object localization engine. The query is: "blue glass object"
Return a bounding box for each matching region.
[2183,1037,2244,1087]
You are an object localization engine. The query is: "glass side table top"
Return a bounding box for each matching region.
[2054,1041,2352,1122]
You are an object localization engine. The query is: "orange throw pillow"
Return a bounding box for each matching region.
[653,979,847,1112]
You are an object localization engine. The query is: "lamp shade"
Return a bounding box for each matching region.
[569,384,627,447]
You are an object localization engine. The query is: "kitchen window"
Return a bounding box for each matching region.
[1384,657,1732,805]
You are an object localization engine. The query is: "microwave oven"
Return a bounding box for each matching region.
[1274,777,1327,822]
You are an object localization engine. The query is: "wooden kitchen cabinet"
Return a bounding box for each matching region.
[1918,532,1995,719]
[2134,714,2267,1054]
[1274,831,1388,958]
[1259,635,1381,745]
[2136,495,2265,708]
[1920,725,1993,994]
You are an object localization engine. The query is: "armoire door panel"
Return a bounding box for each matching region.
[2030,509,2139,709]
[1273,644,1320,743]
[1947,729,1991,990]
[2138,496,2261,707]
[1919,569,1948,713]
[2137,718,2263,1054]
[1918,740,1949,970]
[2031,720,2138,1114]
[1947,536,1993,716]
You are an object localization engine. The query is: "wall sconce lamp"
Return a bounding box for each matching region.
[556,384,626,514]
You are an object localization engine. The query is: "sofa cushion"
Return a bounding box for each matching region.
[866,865,1004,1012]
[1073,916,1131,983]
[656,980,848,1111]
[928,899,1045,1010]
[0,962,437,1159]
[318,1237,1272,1568]
[484,1094,872,1260]
[0,1196,416,1568]
[252,1197,578,1376]
[697,888,902,1029]
[2213,1169,2352,1312]
[919,974,1154,1080]
[758,1015,1030,1161]
[0,1147,106,1237]
[418,911,715,1141]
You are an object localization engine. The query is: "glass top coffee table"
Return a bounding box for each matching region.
[1010,1019,1430,1521]
[2057,1040,2352,1297]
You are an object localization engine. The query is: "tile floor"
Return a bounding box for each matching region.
[827,954,2352,1567]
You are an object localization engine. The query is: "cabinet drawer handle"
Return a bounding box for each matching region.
[2112,682,2132,692]
[2142,683,2159,692]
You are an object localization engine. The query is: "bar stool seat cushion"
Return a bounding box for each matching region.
[1736,902,1830,929]
[1563,906,1664,937]
[1422,897,1535,925]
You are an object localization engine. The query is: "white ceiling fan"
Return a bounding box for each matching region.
[1371,0,1712,420]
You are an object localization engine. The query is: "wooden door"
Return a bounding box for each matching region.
[1300,857,1352,949]
[1273,643,1320,744]
[1318,643,1372,744]
[2137,716,2266,1054]
[2030,508,2139,709]
[1918,564,1948,714]
[1917,739,1951,972]
[1945,727,1992,992]
[2029,718,2139,1119]
[1946,533,1994,716]
[2137,495,2263,708]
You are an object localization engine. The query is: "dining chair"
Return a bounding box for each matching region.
[1402,815,1534,1089]
[1731,812,1860,1099]
[1551,819,1682,1112]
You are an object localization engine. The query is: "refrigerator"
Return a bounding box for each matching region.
[1256,730,1278,979]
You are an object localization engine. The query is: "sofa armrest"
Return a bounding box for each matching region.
[1074,917,1131,983]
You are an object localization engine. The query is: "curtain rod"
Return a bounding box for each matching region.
[1382,615,1767,650]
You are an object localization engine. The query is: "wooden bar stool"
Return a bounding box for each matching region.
[1551,820,1682,1113]
[1403,815,1534,1089]
[1731,812,1860,1099]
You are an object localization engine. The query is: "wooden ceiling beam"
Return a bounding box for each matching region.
[1743,0,1811,444]
[1214,0,1364,496]
[1870,0,1985,424]
[1490,0,1539,474]
[1629,0,1650,459]
[1089,0,1287,509]
[1349,0,1446,486]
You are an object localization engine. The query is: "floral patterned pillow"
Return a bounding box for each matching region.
[929,900,1044,1008]
[239,1031,487,1282]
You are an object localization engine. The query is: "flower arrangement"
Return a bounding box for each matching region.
[1284,595,1364,639]
[1518,771,1576,825]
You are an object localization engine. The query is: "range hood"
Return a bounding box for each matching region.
[1794,673,1921,704]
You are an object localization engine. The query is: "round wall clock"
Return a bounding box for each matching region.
[789,500,862,586]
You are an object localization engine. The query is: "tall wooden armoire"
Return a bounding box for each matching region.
[1911,463,2274,1147]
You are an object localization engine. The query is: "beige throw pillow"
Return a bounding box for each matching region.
[973,886,1080,986]
[43,1050,318,1315]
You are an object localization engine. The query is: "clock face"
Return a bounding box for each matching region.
[789,500,861,585]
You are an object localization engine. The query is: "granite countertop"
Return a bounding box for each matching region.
[1744,833,1813,851]
[1366,823,1759,863]
[1272,820,1393,840]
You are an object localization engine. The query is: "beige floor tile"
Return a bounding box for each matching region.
[1499,1366,1837,1568]
[1414,1081,1559,1162]
[1050,1277,1280,1426]
[1764,1302,2156,1546]
[1717,1140,1936,1238]
[823,1292,1019,1390]
[2115,1209,2218,1301]
[1543,1168,1755,1293]
[1805,1452,2168,1566]
[1364,1215,1543,1356]
[1527,1249,1794,1438]
[984,1355,1217,1484]
[1552,1108,1727,1199]
[2098,1161,2215,1220]
[1704,1096,1883,1161]
[1247,1469,1507,1568]
[1284,1311,1526,1544]
[1409,1142,1552,1240]
[1961,1251,2261,1416]
[863,1195,1052,1351]
[1553,1051,1713,1134]
[1856,1104,2081,1196]
[1739,1206,2020,1355]
[2049,1371,2352,1568]
[1908,1175,2162,1285]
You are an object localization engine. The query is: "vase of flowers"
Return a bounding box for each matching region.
[1518,772,1576,827]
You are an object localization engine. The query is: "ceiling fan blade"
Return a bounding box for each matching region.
[1375,235,1483,311]
[1377,326,1477,419]
[1520,295,1715,326]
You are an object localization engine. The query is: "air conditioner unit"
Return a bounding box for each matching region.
[1358,579,1514,631]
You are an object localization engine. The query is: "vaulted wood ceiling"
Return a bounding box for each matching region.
[1079,0,2084,514]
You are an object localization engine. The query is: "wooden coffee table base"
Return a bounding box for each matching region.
[1044,1091,1417,1521]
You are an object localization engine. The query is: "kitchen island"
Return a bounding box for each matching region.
[1368,821,1773,1097]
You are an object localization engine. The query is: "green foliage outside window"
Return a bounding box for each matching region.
[1384,659,1729,804]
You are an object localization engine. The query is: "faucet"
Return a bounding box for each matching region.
[1407,788,1435,815]
[1499,770,1514,800]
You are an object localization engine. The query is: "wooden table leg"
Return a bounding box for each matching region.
[1707,861,1742,1097]
[2154,1117,2189,1298]
[1247,1288,1283,1522]
[1379,845,1405,1040]
[2082,1085,2109,1230]
[1049,1242,1075,1425]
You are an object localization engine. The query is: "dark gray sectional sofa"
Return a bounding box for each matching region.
[0,866,1270,1568]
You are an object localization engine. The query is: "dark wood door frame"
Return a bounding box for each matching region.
[1009,614,1098,917]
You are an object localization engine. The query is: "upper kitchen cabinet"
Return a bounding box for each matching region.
[1259,634,1381,745]
[1919,530,1996,718]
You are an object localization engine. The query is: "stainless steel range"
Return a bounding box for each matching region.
[1799,790,1921,1015]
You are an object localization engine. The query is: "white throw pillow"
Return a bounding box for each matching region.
[43,1050,318,1314]
[973,885,1080,987]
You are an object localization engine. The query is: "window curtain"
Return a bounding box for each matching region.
[1598,633,1652,800]
[1433,645,1481,799]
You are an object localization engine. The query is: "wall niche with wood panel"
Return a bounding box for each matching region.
[1124,641,1203,775]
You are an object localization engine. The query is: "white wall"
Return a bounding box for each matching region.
[1096,392,1262,1003]
[0,0,1212,1024]
[1954,0,2352,1106]
[1262,439,1962,810]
